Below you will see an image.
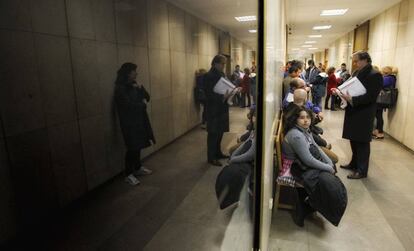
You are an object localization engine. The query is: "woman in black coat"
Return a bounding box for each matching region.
[114,63,155,186]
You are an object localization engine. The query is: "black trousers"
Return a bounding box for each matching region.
[241,92,251,108]
[324,94,335,109]
[125,149,142,176]
[376,108,384,133]
[207,132,224,161]
[349,141,370,175]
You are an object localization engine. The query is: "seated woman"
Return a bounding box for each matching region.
[282,106,346,227]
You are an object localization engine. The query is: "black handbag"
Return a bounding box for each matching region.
[377,88,398,108]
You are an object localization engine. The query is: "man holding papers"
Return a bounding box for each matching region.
[204,55,233,166]
[337,51,383,179]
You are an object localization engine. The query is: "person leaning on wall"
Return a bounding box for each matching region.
[114,63,155,186]
[337,51,383,179]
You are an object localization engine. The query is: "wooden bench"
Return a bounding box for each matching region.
[273,113,303,210]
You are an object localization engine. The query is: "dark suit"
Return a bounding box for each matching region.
[204,67,229,161]
[343,64,382,175]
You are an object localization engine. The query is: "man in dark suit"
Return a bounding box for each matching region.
[204,55,232,166]
[338,51,383,179]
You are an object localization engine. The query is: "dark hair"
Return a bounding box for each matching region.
[308,59,315,66]
[288,60,303,74]
[115,62,137,85]
[284,106,313,134]
[289,78,303,89]
[211,54,226,67]
[341,63,346,67]
[235,65,240,68]
[353,51,372,64]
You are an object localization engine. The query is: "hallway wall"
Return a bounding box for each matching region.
[0,0,253,243]
[327,31,354,69]
[367,0,414,150]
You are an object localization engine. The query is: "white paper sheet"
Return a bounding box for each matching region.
[337,76,366,97]
[214,77,236,95]
[286,92,294,103]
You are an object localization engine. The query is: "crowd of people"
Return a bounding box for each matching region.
[279,51,398,227]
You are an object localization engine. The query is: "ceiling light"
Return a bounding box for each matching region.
[302,45,312,47]
[309,48,318,50]
[313,25,332,30]
[305,41,316,44]
[235,16,256,22]
[248,29,257,33]
[321,9,348,16]
[309,35,322,38]
[291,48,299,51]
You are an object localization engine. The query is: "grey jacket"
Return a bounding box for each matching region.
[282,126,334,173]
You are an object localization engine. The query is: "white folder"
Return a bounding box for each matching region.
[337,76,366,97]
[214,77,237,95]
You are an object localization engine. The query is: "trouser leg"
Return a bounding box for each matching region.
[331,94,336,109]
[216,132,224,157]
[324,94,330,108]
[376,108,384,133]
[355,141,370,175]
[125,150,138,176]
[208,132,218,162]
[349,140,358,168]
[247,93,251,107]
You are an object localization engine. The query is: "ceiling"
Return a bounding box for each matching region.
[167,0,258,48]
[287,0,402,58]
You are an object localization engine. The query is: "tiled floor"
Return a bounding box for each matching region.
[17,107,253,251]
[269,109,414,251]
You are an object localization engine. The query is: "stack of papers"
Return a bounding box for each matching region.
[337,77,366,97]
[214,77,237,95]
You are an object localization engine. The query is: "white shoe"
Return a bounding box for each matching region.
[125,174,140,186]
[134,167,153,176]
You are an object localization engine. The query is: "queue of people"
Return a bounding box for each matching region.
[279,51,397,227]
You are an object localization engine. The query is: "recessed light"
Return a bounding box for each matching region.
[302,45,312,47]
[305,41,316,44]
[248,29,257,33]
[235,16,257,22]
[309,48,318,50]
[321,9,348,16]
[313,25,332,30]
[309,35,322,38]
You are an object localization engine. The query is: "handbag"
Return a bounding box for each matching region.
[377,88,398,108]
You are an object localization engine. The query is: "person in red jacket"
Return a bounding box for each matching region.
[324,67,338,111]
[240,68,251,108]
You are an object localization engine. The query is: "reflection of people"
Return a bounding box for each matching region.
[373,66,397,139]
[195,69,207,128]
[240,68,251,108]
[114,63,155,186]
[204,55,231,166]
[338,51,383,179]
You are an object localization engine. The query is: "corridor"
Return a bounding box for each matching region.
[270,109,414,251]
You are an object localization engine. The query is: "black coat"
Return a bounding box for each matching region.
[343,65,383,142]
[204,68,230,133]
[114,82,155,150]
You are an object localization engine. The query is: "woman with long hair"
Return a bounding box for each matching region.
[114,62,155,186]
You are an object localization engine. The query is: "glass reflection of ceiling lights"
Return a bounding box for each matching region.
[305,41,316,44]
[320,9,348,16]
[313,25,332,30]
[291,48,299,51]
[235,16,257,22]
[309,48,318,50]
[309,35,322,38]
[249,29,257,33]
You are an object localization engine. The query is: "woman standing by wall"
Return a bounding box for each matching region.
[373,66,397,139]
[324,67,338,111]
[114,63,155,186]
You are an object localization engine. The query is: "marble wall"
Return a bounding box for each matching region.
[0,0,254,242]
[327,31,354,69]
[367,0,414,150]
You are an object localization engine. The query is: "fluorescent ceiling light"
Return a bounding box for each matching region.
[309,35,322,38]
[313,25,332,30]
[248,29,257,33]
[305,41,316,44]
[321,9,348,16]
[302,45,312,47]
[309,48,318,50]
[235,16,256,22]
